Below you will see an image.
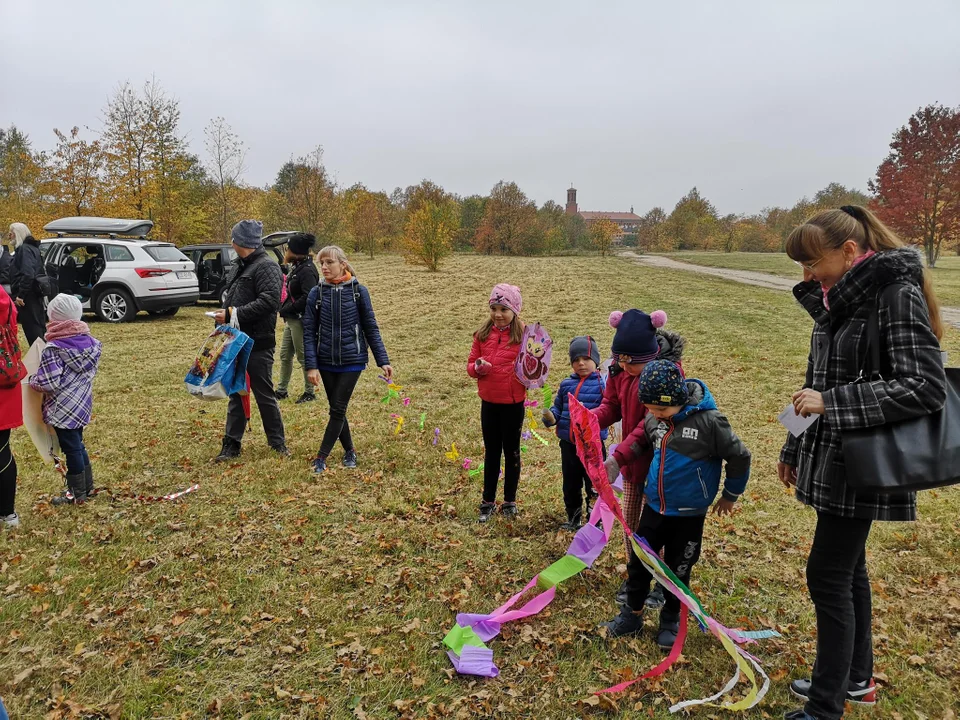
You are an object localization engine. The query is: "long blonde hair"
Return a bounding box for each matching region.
[317,245,356,277]
[475,315,524,344]
[8,222,32,248]
[785,205,943,340]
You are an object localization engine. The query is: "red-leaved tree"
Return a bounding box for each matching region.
[869,104,960,267]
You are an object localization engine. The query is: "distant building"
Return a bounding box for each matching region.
[565,187,640,243]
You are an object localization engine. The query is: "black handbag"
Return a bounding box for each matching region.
[841,293,960,493]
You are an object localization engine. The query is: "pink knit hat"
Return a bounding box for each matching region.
[489,283,522,315]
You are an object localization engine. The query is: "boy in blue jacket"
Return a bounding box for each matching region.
[603,360,751,650]
[543,336,606,530]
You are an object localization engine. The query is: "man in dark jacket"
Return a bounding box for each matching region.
[213,220,288,461]
[9,225,46,346]
[276,233,320,403]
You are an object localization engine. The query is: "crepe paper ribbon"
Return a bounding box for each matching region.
[462,459,472,470]
[378,375,389,382]
[732,629,782,641]
[433,428,440,446]
[394,416,404,435]
[521,430,532,440]
[419,413,427,430]
[523,399,539,408]
[381,387,401,404]
[542,385,553,407]
[98,484,200,503]
[445,443,460,462]
[529,430,551,446]
[403,397,411,407]
[467,462,485,477]
[526,408,539,430]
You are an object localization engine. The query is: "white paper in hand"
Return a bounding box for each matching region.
[778,403,819,438]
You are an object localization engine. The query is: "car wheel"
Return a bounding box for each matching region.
[95,289,135,323]
[148,307,179,317]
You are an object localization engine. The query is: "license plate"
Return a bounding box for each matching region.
[177,271,194,279]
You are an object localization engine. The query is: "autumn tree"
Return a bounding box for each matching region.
[48,126,103,217]
[0,125,47,231]
[273,147,345,242]
[457,194,487,250]
[403,199,459,271]
[590,218,619,256]
[345,184,389,258]
[205,116,246,242]
[869,104,960,267]
[475,181,539,255]
[666,187,719,250]
[636,207,667,252]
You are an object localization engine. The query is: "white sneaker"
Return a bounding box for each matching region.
[1,513,20,528]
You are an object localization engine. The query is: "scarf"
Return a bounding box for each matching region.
[329,271,353,286]
[45,319,91,342]
[822,250,876,310]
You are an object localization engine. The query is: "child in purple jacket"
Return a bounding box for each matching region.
[29,294,102,506]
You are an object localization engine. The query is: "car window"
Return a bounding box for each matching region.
[62,245,102,267]
[105,245,134,262]
[39,243,57,261]
[144,245,189,262]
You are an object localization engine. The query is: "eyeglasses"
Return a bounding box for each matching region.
[794,256,825,272]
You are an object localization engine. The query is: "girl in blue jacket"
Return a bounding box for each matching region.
[303,246,393,473]
[543,336,607,530]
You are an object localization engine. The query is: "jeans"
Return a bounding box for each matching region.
[226,347,286,447]
[805,511,874,720]
[625,504,705,616]
[316,370,362,458]
[0,430,17,516]
[480,400,524,504]
[54,426,90,476]
[559,439,601,518]
[277,318,313,397]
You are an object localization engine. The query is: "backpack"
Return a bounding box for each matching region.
[0,303,26,388]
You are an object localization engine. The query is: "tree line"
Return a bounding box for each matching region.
[1,78,957,268]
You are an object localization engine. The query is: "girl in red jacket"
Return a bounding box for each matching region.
[592,309,685,601]
[467,284,526,523]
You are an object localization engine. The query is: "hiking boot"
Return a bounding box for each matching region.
[342,449,358,468]
[656,610,680,650]
[311,456,327,474]
[789,677,876,706]
[602,605,644,638]
[783,711,819,720]
[295,393,315,404]
[275,389,289,400]
[1,513,20,528]
[478,502,496,523]
[272,444,292,458]
[645,583,666,609]
[560,507,582,531]
[501,502,519,518]
[52,472,87,506]
[616,580,629,607]
[214,437,241,463]
[84,464,95,498]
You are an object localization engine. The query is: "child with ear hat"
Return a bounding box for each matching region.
[29,294,102,506]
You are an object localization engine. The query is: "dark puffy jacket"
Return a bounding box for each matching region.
[643,379,751,516]
[550,371,607,443]
[279,258,319,319]
[303,277,389,369]
[0,248,12,288]
[11,237,42,301]
[222,247,283,350]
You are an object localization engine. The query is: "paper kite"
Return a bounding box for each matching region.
[514,322,553,389]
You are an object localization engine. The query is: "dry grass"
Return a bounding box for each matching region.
[661,252,960,307]
[1,254,959,719]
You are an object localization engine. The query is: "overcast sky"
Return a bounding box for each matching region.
[2,0,958,216]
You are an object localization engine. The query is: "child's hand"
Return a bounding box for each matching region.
[542,410,556,427]
[712,498,737,517]
[475,358,492,376]
[603,455,620,483]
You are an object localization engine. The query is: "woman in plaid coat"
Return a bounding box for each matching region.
[778,206,946,720]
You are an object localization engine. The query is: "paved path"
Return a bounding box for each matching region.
[621,251,960,330]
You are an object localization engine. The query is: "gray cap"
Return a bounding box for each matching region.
[569,335,601,365]
[231,219,263,249]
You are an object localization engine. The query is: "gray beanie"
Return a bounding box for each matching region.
[231,220,263,249]
[569,336,601,365]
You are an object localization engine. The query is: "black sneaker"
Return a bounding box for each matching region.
[602,605,644,638]
[275,389,289,400]
[295,393,316,404]
[478,503,496,523]
[560,508,582,531]
[655,610,680,650]
[342,449,357,468]
[616,580,629,607]
[783,712,818,720]
[789,677,876,706]
[272,444,292,458]
[645,584,666,609]
[214,437,241,463]
[501,502,519,518]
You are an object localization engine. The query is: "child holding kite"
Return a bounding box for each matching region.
[29,294,102,506]
[543,335,606,530]
[593,309,685,606]
[467,284,526,523]
[602,360,751,650]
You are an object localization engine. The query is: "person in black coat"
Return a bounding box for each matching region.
[8,222,45,346]
[779,206,946,720]
[213,220,288,462]
[0,242,13,296]
[276,233,320,404]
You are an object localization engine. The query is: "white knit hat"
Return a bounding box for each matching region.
[47,294,83,322]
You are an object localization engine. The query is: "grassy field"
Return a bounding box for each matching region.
[2,255,959,719]
[662,252,960,307]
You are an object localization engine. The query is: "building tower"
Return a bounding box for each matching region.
[565,185,578,215]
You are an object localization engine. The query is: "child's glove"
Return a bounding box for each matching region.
[541,410,557,427]
[475,358,491,376]
[604,454,621,484]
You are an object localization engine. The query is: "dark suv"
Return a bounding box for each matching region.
[181,232,295,304]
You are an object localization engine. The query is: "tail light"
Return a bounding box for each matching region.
[135,268,171,278]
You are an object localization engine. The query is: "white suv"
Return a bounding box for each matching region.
[41,217,199,323]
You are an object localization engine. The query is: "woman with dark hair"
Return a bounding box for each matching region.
[8,223,45,347]
[779,205,946,720]
[276,233,320,403]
